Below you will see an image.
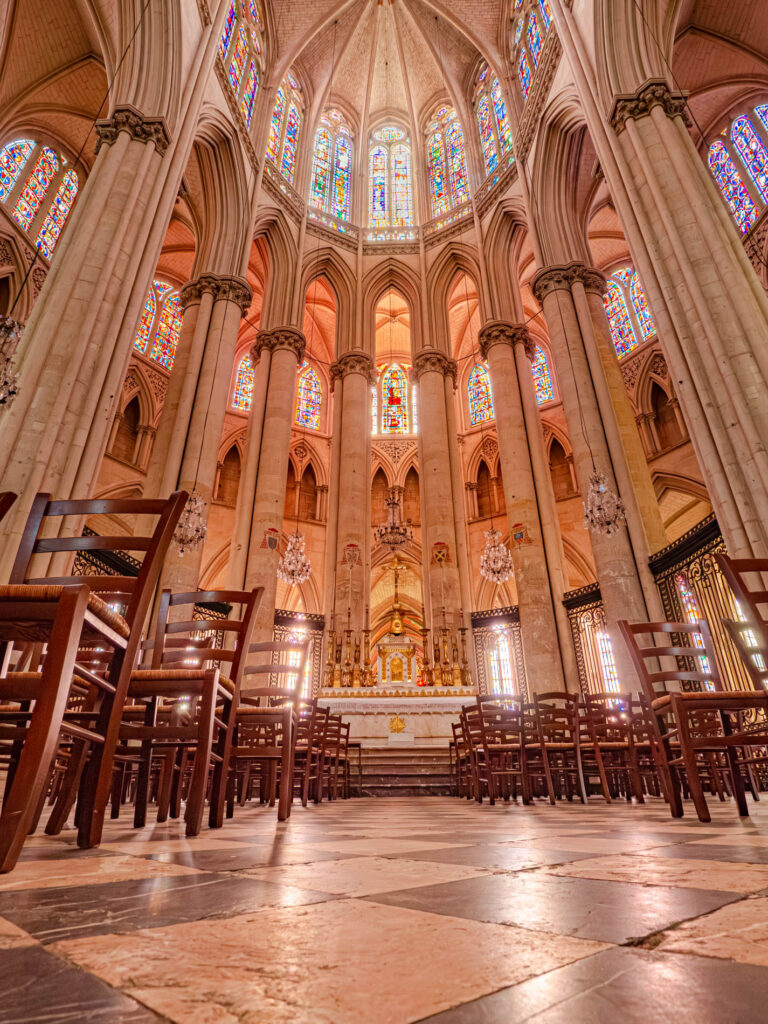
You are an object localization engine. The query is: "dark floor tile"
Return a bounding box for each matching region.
[0,944,163,1023]
[0,871,334,943]
[416,946,768,1024]
[368,869,737,943]
[389,844,594,871]
[650,843,768,865]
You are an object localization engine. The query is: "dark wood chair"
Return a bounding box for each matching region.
[582,691,645,803]
[0,493,16,525]
[619,618,768,821]
[470,696,531,805]
[531,691,587,804]
[4,491,187,849]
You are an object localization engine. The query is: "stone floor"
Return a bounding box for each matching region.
[3,797,768,1022]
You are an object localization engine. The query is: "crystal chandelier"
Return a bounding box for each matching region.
[173,492,207,556]
[374,485,413,550]
[583,471,627,536]
[480,526,514,585]
[278,531,312,586]
[0,315,23,407]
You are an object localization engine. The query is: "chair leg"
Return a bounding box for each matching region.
[277,711,293,822]
[720,714,750,817]
[208,702,235,831]
[677,711,711,823]
[185,689,216,838]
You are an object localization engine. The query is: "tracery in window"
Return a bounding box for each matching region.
[309,109,353,221]
[731,116,768,203]
[468,364,494,424]
[380,363,409,434]
[232,353,254,411]
[630,272,656,342]
[531,347,554,404]
[218,0,264,130]
[604,266,656,358]
[13,148,58,231]
[133,280,182,370]
[474,65,513,176]
[368,128,413,228]
[0,140,34,202]
[512,0,555,101]
[266,72,302,183]
[708,139,758,234]
[296,361,322,430]
[1,140,79,259]
[527,10,543,65]
[425,106,470,218]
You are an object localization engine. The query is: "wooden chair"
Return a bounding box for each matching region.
[470,696,531,805]
[582,691,645,803]
[0,585,90,871]
[619,618,768,821]
[228,638,310,821]
[1,491,186,851]
[531,692,587,804]
[120,588,262,836]
[0,492,16,525]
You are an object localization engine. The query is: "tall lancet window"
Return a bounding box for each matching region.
[425,105,470,218]
[511,0,555,100]
[232,353,254,411]
[133,280,183,371]
[218,0,264,129]
[531,347,554,404]
[266,70,303,184]
[295,361,322,430]
[0,139,79,259]
[473,64,513,175]
[368,127,414,229]
[603,266,657,359]
[705,104,768,234]
[468,364,494,424]
[309,109,353,222]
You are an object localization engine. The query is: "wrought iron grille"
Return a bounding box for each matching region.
[470,606,527,701]
[563,584,617,697]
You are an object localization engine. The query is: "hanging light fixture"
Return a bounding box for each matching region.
[583,470,627,536]
[480,525,514,585]
[374,485,413,551]
[278,530,312,585]
[173,492,208,556]
[0,315,23,407]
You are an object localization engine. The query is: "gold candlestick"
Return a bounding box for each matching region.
[363,628,374,687]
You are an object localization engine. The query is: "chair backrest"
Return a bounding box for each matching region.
[717,554,768,643]
[0,492,16,525]
[10,492,188,635]
[146,588,263,699]
[583,691,633,742]
[618,619,723,701]
[476,697,525,752]
[241,638,312,706]
[723,618,768,691]
[533,691,580,745]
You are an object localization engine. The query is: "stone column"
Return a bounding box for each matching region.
[412,351,464,632]
[531,268,656,684]
[243,327,306,641]
[479,322,574,692]
[330,352,375,634]
[153,276,252,593]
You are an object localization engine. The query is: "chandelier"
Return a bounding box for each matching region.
[0,315,23,407]
[583,471,627,537]
[480,526,514,585]
[278,531,312,586]
[173,492,207,556]
[374,485,413,550]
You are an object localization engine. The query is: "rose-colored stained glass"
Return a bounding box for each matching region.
[381,364,408,434]
[468,364,494,424]
[219,0,237,60]
[708,140,758,234]
[604,279,638,357]
[0,140,34,202]
[232,353,254,410]
[732,115,768,202]
[13,147,57,231]
[280,102,301,182]
[630,272,656,341]
[296,362,321,429]
[150,290,183,369]
[36,169,78,258]
[267,86,285,164]
[240,60,258,127]
[531,347,554,404]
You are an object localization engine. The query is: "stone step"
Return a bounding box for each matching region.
[355,746,455,796]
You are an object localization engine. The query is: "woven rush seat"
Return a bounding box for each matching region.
[128,668,230,696]
[0,584,130,639]
[650,691,764,710]
[525,741,576,750]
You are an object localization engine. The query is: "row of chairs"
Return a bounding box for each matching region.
[452,554,768,822]
[0,491,358,873]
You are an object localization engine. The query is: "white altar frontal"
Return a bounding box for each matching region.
[317,692,475,746]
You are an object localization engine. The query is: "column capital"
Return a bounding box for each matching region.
[531,264,581,302]
[610,79,689,135]
[574,265,607,296]
[180,273,252,313]
[94,104,170,156]
[411,348,457,385]
[478,320,535,361]
[252,325,306,365]
[330,351,376,386]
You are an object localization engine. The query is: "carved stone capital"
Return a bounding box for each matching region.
[253,325,306,364]
[478,321,535,361]
[531,265,579,303]
[576,266,608,296]
[214,276,252,314]
[94,105,170,156]
[610,79,689,135]
[179,273,222,309]
[411,349,457,385]
[330,351,376,386]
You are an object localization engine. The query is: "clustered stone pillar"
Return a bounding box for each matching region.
[531,267,655,684]
[150,275,252,594]
[412,350,467,632]
[330,352,375,634]
[478,322,573,693]
[240,327,306,642]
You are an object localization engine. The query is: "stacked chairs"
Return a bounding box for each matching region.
[464,696,531,805]
[531,692,587,804]
[581,691,645,803]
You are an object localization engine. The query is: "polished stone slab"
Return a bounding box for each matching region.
[657,896,768,967]
[551,852,768,893]
[0,853,202,893]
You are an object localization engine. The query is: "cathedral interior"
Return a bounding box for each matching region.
[2,1,768,1021]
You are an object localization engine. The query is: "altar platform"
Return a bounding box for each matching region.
[318,689,475,746]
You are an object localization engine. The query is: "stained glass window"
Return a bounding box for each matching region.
[426,107,469,217]
[310,127,332,209]
[446,121,469,205]
[232,353,254,410]
[539,0,552,29]
[134,289,157,356]
[332,135,352,220]
[267,86,285,164]
[368,133,413,228]
[604,279,638,357]
[150,291,183,369]
[240,61,258,127]
[35,169,78,259]
[514,18,524,46]
[13,148,57,231]
[518,51,532,99]
[491,78,512,153]
[371,385,378,434]
[228,24,248,91]
[391,144,412,226]
[370,146,387,225]
[531,347,554,404]
[0,140,34,202]
[428,132,448,216]
[527,11,543,65]
[708,140,758,234]
[596,632,620,692]
[630,272,656,341]
[468,364,494,424]
[476,95,497,173]
[381,364,408,434]
[280,102,301,183]
[296,362,321,430]
[219,0,237,59]
[490,629,516,694]
[476,65,514,171]
[731,116,768,203]
[676,574,712,681]
[756,104,768,137]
